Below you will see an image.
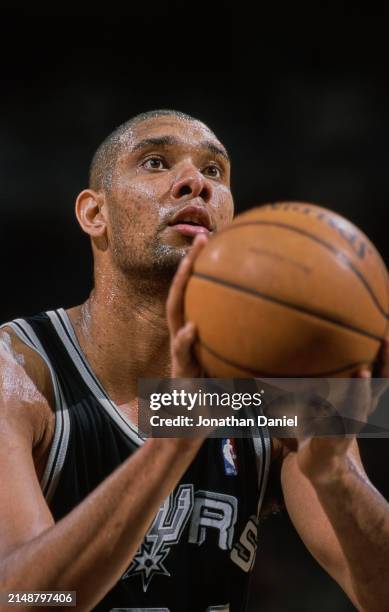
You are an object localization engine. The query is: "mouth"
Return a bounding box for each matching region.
[168,204,213,237]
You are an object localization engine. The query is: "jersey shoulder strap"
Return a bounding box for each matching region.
[0,312,71,502]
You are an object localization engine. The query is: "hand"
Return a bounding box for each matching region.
[166,235,208,378]
[292,337,389,483]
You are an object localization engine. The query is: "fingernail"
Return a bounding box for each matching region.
[184,321,194,331]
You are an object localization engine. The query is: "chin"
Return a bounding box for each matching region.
[149,243,187,275]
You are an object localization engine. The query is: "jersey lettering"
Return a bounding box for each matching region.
[230,515,258,572]
[122,485,194,591]
[123,488,239,592]
[188,491,238,550]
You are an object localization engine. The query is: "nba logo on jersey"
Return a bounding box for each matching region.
[222,438,238,476]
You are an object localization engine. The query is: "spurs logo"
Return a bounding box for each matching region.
[122,486,238,592]
[122,485,194,592]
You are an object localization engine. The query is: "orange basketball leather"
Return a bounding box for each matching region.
[184,202,389,377]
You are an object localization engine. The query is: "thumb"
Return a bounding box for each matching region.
[171,322,198,377]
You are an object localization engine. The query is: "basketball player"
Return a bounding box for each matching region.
[0,110,388,612]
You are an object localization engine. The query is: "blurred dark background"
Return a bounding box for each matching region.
[1,7,388,611]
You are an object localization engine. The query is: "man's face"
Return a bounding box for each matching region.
[104,115,234,279]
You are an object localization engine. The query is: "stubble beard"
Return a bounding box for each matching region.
[110,227,188,297]
[107,194,191,297]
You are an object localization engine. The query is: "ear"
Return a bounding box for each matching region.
[75,189,107,237]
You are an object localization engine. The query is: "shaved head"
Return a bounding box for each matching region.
[76,109,234,293]
[89,110,217,192]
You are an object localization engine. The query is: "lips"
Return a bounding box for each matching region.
[168,204,213,237]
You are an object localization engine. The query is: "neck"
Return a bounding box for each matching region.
[67,268,173,404]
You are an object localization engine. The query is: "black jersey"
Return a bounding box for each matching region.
[3,309,270,612]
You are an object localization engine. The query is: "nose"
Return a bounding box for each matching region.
[171,166,212,203]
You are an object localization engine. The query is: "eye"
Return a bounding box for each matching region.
[203,164,222,179]
[142,157,167,171]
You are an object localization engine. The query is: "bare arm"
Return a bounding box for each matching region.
[0,337,202,611]
[0,237,208,611]
[281,442,389,611]
[281,345,389,612]
[1,439,201,610]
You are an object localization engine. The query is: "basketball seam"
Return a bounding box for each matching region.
[192,272,384,342]
[198,340,371,378]
[217,220,389,319]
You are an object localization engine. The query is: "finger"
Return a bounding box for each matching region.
[342,366,374,424]
[373,336,389,377]
[166,235,208,336]
[167,238,205,335]
[187,233,209,265]
[354,367,372,395]
[171,322,198,376]
[354,367,372,379]
[372,336,389,400]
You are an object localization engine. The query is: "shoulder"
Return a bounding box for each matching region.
[0,325,55,451]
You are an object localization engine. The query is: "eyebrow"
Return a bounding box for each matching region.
[131,135,230,162]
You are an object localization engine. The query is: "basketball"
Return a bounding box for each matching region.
[184,202,389,377]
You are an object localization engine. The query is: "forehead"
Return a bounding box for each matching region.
[123,116,227,154]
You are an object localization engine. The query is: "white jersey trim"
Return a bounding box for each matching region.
[2,311,271,515]
[252,420,271,518]
[0,318,70,502]
[47,309,145,447]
